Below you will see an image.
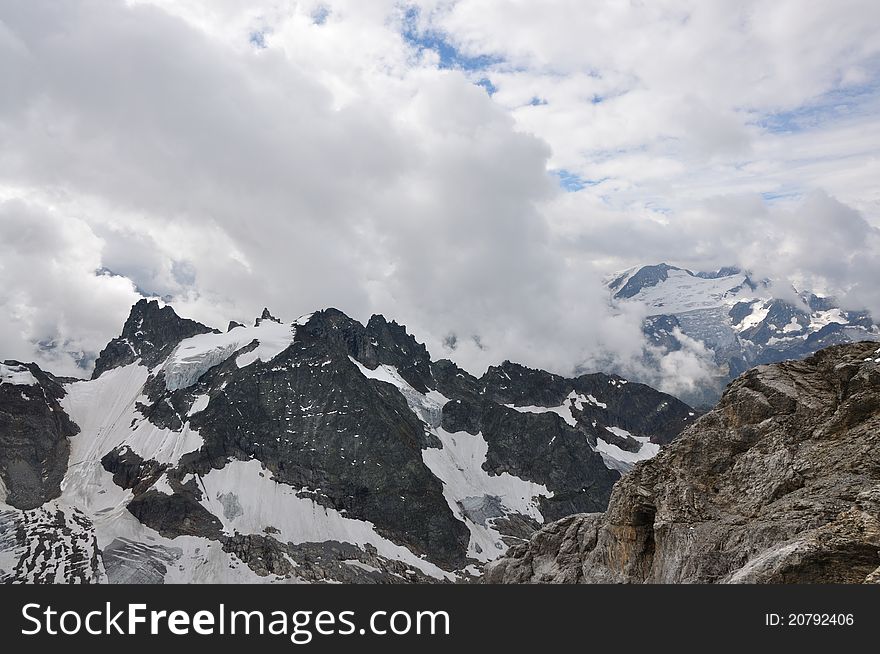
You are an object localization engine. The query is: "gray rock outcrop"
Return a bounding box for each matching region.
[485,341,880,583]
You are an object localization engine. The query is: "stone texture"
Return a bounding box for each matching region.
[0,362,78,510]
[485,342,880,584]
[222,535,443,583]
[92,299,216,378]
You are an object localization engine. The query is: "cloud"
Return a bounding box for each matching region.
[0,198,139,375]
[0,0,878,399]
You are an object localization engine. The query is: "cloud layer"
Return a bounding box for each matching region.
[1,0,879,397]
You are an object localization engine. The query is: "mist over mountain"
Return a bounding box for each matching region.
[599,263,879,407]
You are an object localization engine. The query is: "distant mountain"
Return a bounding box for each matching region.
[0,300,694,583]
[485,341,880,584]
[606,263,880,407]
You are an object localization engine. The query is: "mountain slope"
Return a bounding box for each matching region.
[484,341,880,584]
[607,263,879,407]
[1,301,694,583]
[0,362,79,510]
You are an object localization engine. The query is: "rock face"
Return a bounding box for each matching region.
[484,341,880,584]
[1,301,694,583]
[0,362,79,510]
[92,299,216,378]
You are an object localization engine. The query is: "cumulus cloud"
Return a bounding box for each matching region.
[0,198,139,374]
[0,0,878,397]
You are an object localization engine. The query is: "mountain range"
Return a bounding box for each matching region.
[606,263,880,407]
[0,300,694,583]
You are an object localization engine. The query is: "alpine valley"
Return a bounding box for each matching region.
[0,300,696,583]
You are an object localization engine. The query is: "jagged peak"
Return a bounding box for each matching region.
[92,299,216,379]
[0,361,40,386]
[366,314,427,351]
[486,359,561,380]
[254,307,282,326]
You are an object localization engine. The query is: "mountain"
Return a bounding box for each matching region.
[0,300,694,583]
[607,263,880,407]
[484,341,880,584]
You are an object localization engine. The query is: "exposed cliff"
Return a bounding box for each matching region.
[485,341,880,583]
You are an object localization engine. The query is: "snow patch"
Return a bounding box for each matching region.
[595,426,660,467]
[349,357,448,428]
[164,321,296,391]
[189,393,210,415]
[782,317,801,333]
[618,268,752,315]
[0,363,38,386]
[343,560,381,574]
[197,460,452,580]
[585,393,607,408]
[504,390,590,427]
[60,364,203,530]
[152,474,175,496]
[422,429,552,561]
[809,308,848,331]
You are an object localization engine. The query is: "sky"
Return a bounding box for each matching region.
[1,0,880,396]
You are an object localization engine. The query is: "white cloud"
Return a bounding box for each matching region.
[0,0,878,397]
[0,198,139,375]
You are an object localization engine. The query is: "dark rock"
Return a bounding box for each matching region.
[613,263,679,299]
[126,490,223,539]
[440,398,482,435]
[181,313,471,570]
[101,446,166,495]
[92,299,216,378]
[0,361,78,510]
[480,404,619,520]
[254,308,281,326]
[729,300,757,326]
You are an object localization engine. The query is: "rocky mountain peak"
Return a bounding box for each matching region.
[0,360,78,510]
[610,263,680,299]
[481,361,566,406]
[254,307,281,326]
[92,299,217,379]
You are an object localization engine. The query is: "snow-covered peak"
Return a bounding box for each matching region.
[612,265,753,314]
[0,363,39,386]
